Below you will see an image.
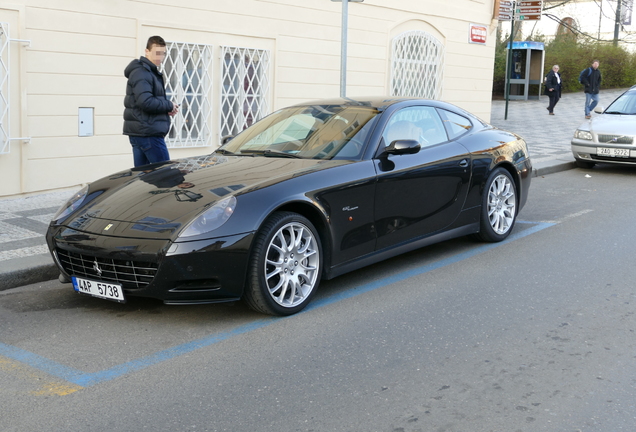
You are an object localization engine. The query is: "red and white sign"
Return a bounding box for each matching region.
[469,23,487,45]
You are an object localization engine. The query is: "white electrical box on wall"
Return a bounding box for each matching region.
[78,107,94,137]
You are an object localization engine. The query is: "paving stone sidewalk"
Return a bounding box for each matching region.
[0,87,629,290]
[490,87,627,172]
[0,188,81,289]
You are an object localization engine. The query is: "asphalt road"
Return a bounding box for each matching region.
[1,165,636,432]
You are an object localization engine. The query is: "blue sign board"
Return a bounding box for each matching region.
[507,41,544,50]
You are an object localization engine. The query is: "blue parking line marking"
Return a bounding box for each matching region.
[306,220,553,311]
[0,343,85,383]
[0,221,553,389]
[73,319,276,387]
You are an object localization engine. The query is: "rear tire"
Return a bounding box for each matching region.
[475,167,517,242]
[244,212,322,316]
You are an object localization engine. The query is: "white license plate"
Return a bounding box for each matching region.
[72,276,126,302]
[597,147,630,158]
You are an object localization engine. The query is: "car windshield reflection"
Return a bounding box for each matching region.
[604,90,636,115]
[219,105,380,160]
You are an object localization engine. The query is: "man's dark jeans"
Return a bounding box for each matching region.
[129,136,170,167]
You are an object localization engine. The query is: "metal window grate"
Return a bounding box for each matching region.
[0,22,9,154]
[391,30,444,100]
[220,46,271,141]
[163,42,213,148]
[170,154,229,173]
[56,248,158,289]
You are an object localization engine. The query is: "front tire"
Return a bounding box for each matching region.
[475,167,517,242]
[575,159,595,169]
[244,212,322,316]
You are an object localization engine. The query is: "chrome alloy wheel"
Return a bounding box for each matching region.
[264,221,320,308]
[487,173,516,235]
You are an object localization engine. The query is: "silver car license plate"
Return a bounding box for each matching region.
[597,147,629,158]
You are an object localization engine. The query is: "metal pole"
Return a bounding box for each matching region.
[340,0,348,98]
[614,0,622,46]
[598,0,603,40]
[504,11,515,120]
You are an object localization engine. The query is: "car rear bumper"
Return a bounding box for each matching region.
[516,157,532,211]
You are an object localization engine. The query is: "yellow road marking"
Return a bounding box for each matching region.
[0,356,82,396]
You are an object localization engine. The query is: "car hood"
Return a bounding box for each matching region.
[578,114,636,137]
[63,154,341,239]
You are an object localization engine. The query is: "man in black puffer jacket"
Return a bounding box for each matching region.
[123,35,178,167]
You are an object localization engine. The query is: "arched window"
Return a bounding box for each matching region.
[556,17,577,37]
[391,30,444,100]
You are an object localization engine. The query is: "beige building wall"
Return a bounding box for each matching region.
[0,0,499,197]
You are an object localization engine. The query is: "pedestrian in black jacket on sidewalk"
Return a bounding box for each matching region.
[123,35,179,167]
[582,60,602,119]
[544,65,561,115]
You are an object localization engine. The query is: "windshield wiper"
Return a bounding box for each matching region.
[603,111,627,115]
[215,148,236,155]
[239,149,302,158]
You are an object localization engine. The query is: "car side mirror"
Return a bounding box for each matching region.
[593,106,604,114]
[221,135,235,145]
[385,139,421,155]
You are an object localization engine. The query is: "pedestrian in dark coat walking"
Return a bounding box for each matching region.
[544,65,561,115]
[582,60,602,119]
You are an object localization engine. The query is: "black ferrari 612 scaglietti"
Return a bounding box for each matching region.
[47,97,532,315]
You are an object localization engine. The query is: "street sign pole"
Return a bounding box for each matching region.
[340,0,348,97]
[331,0,364,98]
[502,0,543,119]
[505,1,515,120]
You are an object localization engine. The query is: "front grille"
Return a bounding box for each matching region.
[597,134,633,144]
[56,249,158,289]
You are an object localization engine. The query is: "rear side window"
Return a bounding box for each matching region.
[439,109,472,139]
[382,106,448,148]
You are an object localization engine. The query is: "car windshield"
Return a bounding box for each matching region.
[604,90,636,115]
[219,105,380,160]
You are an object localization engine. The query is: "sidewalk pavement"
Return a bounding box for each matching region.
[490,87,626,176]
[0,88,628,291]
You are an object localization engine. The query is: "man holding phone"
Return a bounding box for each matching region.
[123,35,179,167]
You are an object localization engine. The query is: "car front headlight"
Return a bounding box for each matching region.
[179,196,237,238]
[52,185,89,223]
[574,130,593,140]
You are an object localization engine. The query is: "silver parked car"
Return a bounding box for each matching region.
[571,85,636,169]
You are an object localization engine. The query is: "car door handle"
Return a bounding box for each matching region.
[459,159,469,168]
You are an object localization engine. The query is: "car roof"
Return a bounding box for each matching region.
[291,96,452,111]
